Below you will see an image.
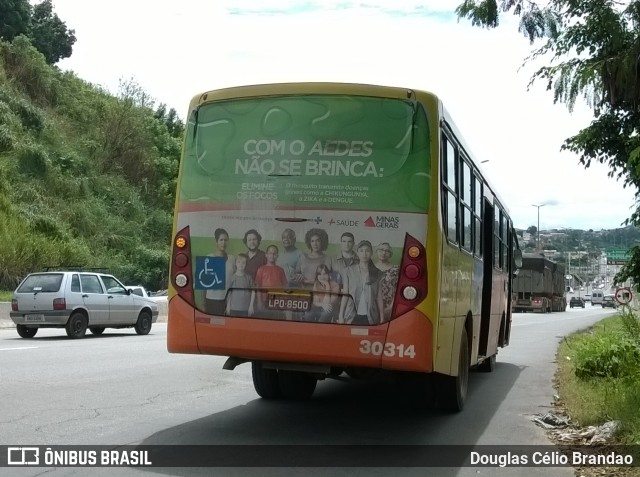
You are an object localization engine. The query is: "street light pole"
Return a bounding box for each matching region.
[532,203,546,251]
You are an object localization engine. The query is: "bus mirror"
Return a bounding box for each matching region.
[514,249,523,269]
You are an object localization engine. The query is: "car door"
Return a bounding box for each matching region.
[79,274,110,325]
[100,275,135,324]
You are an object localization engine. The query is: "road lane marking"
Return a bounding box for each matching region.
[0,347,39,351]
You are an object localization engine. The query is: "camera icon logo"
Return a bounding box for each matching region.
[8,447,40,465]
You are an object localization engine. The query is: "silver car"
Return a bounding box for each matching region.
[10,271,159,339]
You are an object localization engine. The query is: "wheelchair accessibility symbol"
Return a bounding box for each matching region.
[195,256,226,290]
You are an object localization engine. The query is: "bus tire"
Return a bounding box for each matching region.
[436,328,469,412]
[478,354,496,373]
[17,325,38,338]
[252,362,281,399]
[278,370,317,400]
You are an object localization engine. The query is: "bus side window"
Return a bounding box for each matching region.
[442,133,458,244]
[501,210,508,269]
[493,205,507,270]
[460,158,472,252]
[473,175,482,257]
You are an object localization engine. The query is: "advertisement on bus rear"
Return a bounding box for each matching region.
[176,94,431,325]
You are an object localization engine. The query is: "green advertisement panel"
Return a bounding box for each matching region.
[179,94,431,212]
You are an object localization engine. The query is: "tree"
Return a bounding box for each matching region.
[29,0,75,64]
[456,0,640,286]
[0,0,31,41]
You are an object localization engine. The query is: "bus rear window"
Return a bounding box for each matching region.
[180,94,431,214]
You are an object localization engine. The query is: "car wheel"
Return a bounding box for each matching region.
[134,310,152,335]
[90,327,105,335]
[65,312,88,339]
[16,325,38,338]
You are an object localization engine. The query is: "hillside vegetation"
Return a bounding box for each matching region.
[0,35,183,291]
[1,33,637,293]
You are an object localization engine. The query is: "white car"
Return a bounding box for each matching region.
[127,285,168,304]
[10,271,159,339]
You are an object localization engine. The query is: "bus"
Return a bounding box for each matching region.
[167,83,521,411]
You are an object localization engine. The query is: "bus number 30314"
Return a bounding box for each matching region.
[359,340,416,358]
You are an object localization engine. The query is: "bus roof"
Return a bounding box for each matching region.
[189,82,431,111]
[187,82,512,221]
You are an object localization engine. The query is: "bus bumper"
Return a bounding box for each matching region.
[167,296,432,373]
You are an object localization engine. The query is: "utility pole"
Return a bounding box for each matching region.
[532,204,546,251]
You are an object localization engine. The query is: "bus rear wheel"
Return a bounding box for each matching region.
[477,354,496,373]
[278,370,317,400]
[252,362,281,399]
[436,328,469,412]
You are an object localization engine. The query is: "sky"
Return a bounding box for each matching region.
[51,0,638,232]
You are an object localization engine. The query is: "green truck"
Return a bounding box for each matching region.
[513,254,567,313]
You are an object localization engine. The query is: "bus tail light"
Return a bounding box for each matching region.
[392,234,427,318]
[172,226,195,306]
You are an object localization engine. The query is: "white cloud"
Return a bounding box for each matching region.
[53,0,636,230]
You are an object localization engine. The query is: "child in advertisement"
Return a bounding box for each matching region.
[226,253,255,317]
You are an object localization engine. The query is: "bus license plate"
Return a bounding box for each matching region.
[266,294,311,312]
[25,314,44,322]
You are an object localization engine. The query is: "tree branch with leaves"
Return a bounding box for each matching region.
[0,0,75,64]
[457,0,640,286]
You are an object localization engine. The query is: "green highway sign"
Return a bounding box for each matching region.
[606,248,629,265]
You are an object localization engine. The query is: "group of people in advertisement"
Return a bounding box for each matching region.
[202,227,400,325]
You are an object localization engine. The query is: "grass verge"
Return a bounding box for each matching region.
[555,308,640,476]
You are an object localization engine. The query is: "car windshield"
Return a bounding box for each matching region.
[101,276,127,294]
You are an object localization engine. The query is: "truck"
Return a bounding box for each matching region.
[512,253,567,313]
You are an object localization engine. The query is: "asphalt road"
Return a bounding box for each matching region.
[0,305,617,477]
